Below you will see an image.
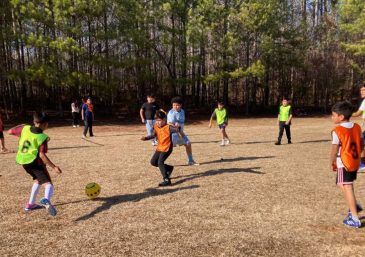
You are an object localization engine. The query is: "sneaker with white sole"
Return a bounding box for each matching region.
[225,139,230,145]
[220,140,225,146]
[343,214,361,228]
[40,198,57,216]
[24,203,42,212]
[188,161,200,166]
[348,203,363,215]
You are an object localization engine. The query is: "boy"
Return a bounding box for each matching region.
[352,84,365,171]
[331,101,363,228]
[167,97,199,165]
[209,100,230,146]
[0,107,9,153]
[140,95,165,146]
[8,112,62,216]
[141,111,183,186]
[275,97,293,145]
[82,97,94,138]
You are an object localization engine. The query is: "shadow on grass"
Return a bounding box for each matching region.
[172,167,264,186]
[175,156,274,167]
[74,185,199,222]
[93,133,141,138]
[50,145,97,151]
[243,140,274,145]
[297,139,330,144]
[81,138,105,146]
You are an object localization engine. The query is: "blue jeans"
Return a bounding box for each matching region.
[146,120,157,144]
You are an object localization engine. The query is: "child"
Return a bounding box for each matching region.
[331,101,363,228]
[209,100,230,146]
[167,97,199,165]
[275,97,293,145]
[8,112,62,216]
[71,99,80,128]
[141,111,183,186]
[352,84,365,171]
[82,97,94,138]
[0,107,9,153]
[140,95,165,146]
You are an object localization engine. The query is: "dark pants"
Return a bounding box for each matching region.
[150,147,173,179]
[72,112,79,126]
[84,118,93,136]
[278,121,291,142]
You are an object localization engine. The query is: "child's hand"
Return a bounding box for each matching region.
[141,118,145,124]
[54,166,62,174]
[174,122,180,128]
[331,163,337,172]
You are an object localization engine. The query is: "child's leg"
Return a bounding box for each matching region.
[158,150,172,179]
[285,125,291,142]
[277,122,285,143]
[44,182,54,201]
[83,119,88,136]
[89,118,93,136]
[222,128,229,140]
[185,143,193,162]
[150,151,160,167]
[220,128,225,140]
[339,184,358,217]
[28,180,40,205]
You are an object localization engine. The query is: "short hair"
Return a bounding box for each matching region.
[33,112,49,124]
[147,94,155,98]
[171,96,183,105]
[282,96,290,101]
[331,101,355,120]
[217,100,225,106]
[155,111,166,120]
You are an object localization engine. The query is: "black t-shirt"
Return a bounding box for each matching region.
[141,102,160,120]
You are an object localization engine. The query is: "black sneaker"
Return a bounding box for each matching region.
[288,141,292,144]
[275,141,281,145]
[158,179,171,187]
[166,167,174,178]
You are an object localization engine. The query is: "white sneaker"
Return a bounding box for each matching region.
[77,125,80,127]
[188,161,200,166]
[220,140,225,146]
[73,125,76,128]
[225,139,230,145]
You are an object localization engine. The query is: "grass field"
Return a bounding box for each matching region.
[1,117,365,257]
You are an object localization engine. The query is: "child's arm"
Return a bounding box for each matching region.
[8,125,24,137]
[140,108,145,123]
[330,144,339,171]
[39,152,62,174]
[81,105,85,120]
[209,111,216,128]
[141,132,156,141]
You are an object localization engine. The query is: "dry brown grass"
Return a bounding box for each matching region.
[1,117,365,256]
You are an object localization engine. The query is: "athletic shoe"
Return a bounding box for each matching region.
[348,204,363,215]
[24,203,42,212]
[343,215,361,228]
[166,167,174,178]
[76,125,80,127]
[158,179,171,187]
[225,139,230,145]
[220,140,225,146]
[152,142,158,146]
[358,163,365,172]
[188,161,200,166]
[82,135,86,139]
[40,198,57,216]
[275,141,281,145]
[73,125,76,128]
[288,140,292,144]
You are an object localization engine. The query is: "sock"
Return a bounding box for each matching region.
[45,184,54,201]
[352,215,360,221]
[188,154,193,162]
[28,183,40,205]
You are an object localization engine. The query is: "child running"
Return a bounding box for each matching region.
[8,112,62,216]
[209,100,230,146]
[0,107,9,153]
[331,101,363,228]
[141,111,183,186]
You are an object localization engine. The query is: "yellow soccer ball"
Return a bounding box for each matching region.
[85,182,101,199]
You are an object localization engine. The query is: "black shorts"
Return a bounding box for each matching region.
[0,131,3,139]
[336,167,357,185]
[23,162,51,184]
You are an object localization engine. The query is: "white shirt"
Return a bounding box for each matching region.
[71,103,79,113]
[359,99,365,119]
[332,122,362,168]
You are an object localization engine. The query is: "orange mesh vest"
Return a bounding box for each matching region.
[333,124,362,172]
[154,125,171,152]
[87,103,93,112]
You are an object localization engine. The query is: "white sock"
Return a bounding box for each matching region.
[45,184,54,201]
[29,183,40,205]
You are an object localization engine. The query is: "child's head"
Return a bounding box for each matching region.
[147,94,155,103]
[360,85,365,99]
[282,97,289,106]
[217,100,225,110]
[87,97,92,104]
[171,97,183,112]
[33,112,49,130]
[331,101,355,124]
[154,111,167,127]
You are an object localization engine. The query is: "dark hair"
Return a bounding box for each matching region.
[217,100,225,106]
[147,94,155,98]
[171,96,183,105]
[155,111,166,120]
[33,112,49,124]
[282,96,290,101]
[331,101,355,120]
